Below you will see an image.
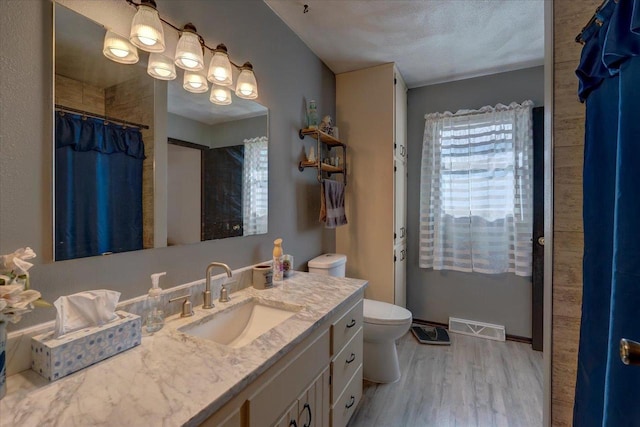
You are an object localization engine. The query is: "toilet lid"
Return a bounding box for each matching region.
[363,299,412,325]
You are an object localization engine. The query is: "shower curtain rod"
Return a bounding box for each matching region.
[55,104,150,130]
[575,0,611,44]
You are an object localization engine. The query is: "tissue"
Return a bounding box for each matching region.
[53,290,121,337]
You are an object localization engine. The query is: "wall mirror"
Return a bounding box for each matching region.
[54,3,268,261]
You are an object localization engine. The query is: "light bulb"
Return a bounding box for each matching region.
[207,45,233,86]
[175,25,204,71]
[147,53,176,80]
[103,30,139,64]
[154,68,171,77]
[235,62,258,100]
[210,85,232,105]
[239,84,253,96]
[213,67,228,81]
[183,71,208,93]
[136,27,158,46]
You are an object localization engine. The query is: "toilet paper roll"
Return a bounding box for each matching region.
[253,265,273,290]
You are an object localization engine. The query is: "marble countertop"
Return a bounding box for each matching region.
[0,272,366,427]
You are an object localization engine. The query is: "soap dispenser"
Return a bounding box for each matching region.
[273,238,284,282]
[146,272,166,333]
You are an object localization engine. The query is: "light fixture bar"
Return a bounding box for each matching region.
[123,0,258,101]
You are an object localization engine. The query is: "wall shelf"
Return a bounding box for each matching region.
[298,128,347,184]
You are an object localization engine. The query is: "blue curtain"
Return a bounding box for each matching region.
[55,112,146,261]
[574,1,640,425]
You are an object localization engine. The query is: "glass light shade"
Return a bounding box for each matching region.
[147,53,176,80]
[235,66,258,100]
[129,4,165,53]
[210,85,232,105]
[103,30,139,64]
[183,72,209,93]
[207,50,233,86]
[175,31,204,71]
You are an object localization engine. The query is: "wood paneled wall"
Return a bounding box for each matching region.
[55,75,105,115]
[552,1,600,425]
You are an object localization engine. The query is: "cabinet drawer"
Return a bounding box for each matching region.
[248,330,330,427]
[331,327,363,403]
[331,299,363,355]
[331,365,363,427]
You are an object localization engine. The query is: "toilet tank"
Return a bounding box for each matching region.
[308,254,347,277]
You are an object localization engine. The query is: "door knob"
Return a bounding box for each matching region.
[620,338,640,366]
[537,237,545,246]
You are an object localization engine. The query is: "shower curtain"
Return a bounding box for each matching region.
[55,112,145,261]
[574,0,640,425]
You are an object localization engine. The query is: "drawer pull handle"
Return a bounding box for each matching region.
[346,353,356,364]
[303,403,312,427]
[346,319,356,328]
[289,420,297,427]
[345,395,356,409]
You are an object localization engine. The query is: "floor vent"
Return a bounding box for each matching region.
[448,317,506,342]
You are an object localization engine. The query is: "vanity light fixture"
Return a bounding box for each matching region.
[210,85,232,105]
[174,23,204,71]
[118,0,259,104]
[147,53,176,80]
[207,44,233,87]
[129,0,165,52]
[103,30,139,64]
[184,71,209,93]
[235,62,258,100]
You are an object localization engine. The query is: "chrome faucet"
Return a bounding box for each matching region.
[204,262,232,309]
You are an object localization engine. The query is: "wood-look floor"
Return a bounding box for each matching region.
[348,331,543,427]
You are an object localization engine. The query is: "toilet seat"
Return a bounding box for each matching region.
[363,299,412,326]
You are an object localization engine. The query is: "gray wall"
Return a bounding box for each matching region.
[167,113,213,147]
[0,0,336,329]
[406,66,544,338]
[167,114,267,149]
[209,115,267,149]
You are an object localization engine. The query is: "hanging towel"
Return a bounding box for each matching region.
[320,179,347,228]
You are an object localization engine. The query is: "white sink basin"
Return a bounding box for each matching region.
[179,298,303,348]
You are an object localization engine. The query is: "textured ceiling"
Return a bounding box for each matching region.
[264,0,545,88]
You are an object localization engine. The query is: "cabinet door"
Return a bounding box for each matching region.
[297,367,330,427]
[275,401,299,427]
[394,159,407,246]
[394,70,407,165]
[394,243,407,308]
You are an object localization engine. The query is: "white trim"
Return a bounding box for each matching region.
[543,1,554,425]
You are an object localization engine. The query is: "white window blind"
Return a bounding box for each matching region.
[243,136,268,236]
[419,101,534,276]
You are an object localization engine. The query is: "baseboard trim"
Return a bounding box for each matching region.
[411,318,533,345]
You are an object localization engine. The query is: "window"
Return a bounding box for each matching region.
[243,136,268,235]
[419,101,533,276]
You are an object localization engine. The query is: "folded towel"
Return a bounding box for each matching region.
[320,179,347,228]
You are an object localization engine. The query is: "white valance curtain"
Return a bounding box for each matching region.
[243,136,268,236]
[419,101,534,276]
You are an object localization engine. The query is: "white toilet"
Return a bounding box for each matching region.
[308,253,412,383]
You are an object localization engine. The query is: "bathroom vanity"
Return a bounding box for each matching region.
[0,273,366,427]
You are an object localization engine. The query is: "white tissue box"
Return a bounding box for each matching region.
[30,311,141,382]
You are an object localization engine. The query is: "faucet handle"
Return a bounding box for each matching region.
[169,294,194,317]
[219,283,230,303]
